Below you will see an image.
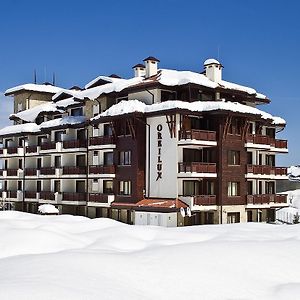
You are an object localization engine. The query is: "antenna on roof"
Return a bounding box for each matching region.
[52,72,56,86]
[217,45,220,60]
[33,69,37,84]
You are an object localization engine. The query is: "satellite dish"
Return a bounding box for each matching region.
[180,207,186,218]
[187,207,192,217]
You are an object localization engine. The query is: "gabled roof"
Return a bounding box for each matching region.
[84,75,123,90]
[5,83,64,96]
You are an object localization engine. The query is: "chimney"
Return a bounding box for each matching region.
[132,64,146,77]
[204,58,223,83]
[143,56,160,78]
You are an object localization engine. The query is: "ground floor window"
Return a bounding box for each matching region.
[247,210,253,222]
[227,212,240,223]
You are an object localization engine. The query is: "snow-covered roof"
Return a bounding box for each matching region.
[93,99,285,125]
[85,75,122,89]
[52,89,84,102]
[288,166,300,182]
[204,58,221,66]
[79,77,145,100]
[5,83,63,96]
[0,116,86,137]
[38,204,59,214]
[55,97,83,109]
[0,123,40,137]
[39,116,86,130]
[10,103,64,122]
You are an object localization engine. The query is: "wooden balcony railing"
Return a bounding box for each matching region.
[89,136,115,146]
[25,191,36,199]
[193,195,217,206]
[7,190,17,198]
[247,194,287,204]
[40,167,56,175]
[246,134,287,149]
[25,168,37,176]
[26,145,38,153]
[39,191,55,200]
[63,166,86,175]
[41,142,56,150]
[89,193,111,203]
[178,162,217,173]
[63,140,87,149]
[62,192,86,202]
[179,129,216,141]
[246,165,287,176]
[7,169,18,176]
[7,147,18,154]
[89,165,115,174]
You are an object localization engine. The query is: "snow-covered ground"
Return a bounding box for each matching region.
[0,212,299,299]
[277,189,300,223]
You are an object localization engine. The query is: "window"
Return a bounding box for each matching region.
[103,180,113,194]
[54,131,65,142]
[93,151,98,157]
[247,152,253,164]
[71,107,83,116]
[266,128,275,138]
[37,158,42,169]
[227,182,240,196]
[119,181,131,195]
[104,152,114,165]
[266,155,275,167]
[17,181,22,190]
[93,178,98,184]
[18,159,22,169]
[183,181,199,196]
[266,181,275,194]
[37,181,41,192]
[228,150,240,165]
[119,151,131,165]
[247,181,253,195]
[247,211,253,222]
[104,124,113,136]
[54,156,61,168]
[54,180,60,193]
[161,90,176,102]
[228,118,242,135]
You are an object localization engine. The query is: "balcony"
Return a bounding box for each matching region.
[246,165,287,176]
[7,147,18,154]
[194,195,217,206]
[179,129,216,141]
[25,168,37,176]
[62,192,86,202]
[25,191,36,199]
[178,162,217,173]
[26,145,38,153]
[89,136,115,146]
[40,167,56,175]
[63,140,87,149]
[7,169,18,176]
[39,191,55,200]
[247,194,287,205]
[246,134,288,150]
[89,165,115,174]
[41,142,56,151]
[63,166,86,175]
[89,193,112,203]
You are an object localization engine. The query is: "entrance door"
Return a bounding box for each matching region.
[227,212,240,224]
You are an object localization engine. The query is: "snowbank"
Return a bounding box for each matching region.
[94,99,285,125]
[0,211,299,299]
[38,204,59,214]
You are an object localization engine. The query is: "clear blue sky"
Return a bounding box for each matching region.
[0,0,299,166]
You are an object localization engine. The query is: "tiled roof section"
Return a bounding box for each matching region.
[132,64,145,69]
[136,198,188,209]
